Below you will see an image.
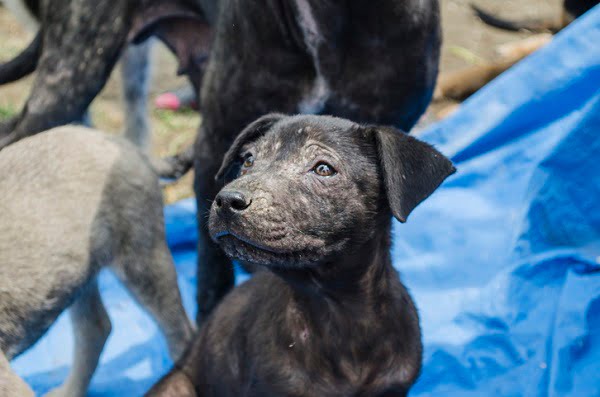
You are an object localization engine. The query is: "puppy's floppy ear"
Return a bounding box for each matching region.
[371,126,456,223]
[215,113,286,181]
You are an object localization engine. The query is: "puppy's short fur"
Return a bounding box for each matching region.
[147,114,455,397]
[0,126,194,397]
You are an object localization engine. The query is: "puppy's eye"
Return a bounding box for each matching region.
[242,154,254,168]
[312,162,336,177]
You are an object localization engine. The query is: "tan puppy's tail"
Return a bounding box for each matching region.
[151,144,195,181]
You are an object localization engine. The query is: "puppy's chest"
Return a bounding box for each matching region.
[247,311,407,396]
[243,338,405,397]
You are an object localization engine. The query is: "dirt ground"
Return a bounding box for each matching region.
[0,0,561,202]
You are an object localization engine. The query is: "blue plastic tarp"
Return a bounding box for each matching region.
[13,5,600,396]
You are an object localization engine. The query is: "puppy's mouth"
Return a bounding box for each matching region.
[214,230,285,254]
[212,230,290,266]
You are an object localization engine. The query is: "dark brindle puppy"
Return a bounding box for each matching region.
[146,114,455,397]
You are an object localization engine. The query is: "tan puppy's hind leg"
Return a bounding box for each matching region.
[44,279,111,397]
[113,240,194,361]
[0,351,34,397]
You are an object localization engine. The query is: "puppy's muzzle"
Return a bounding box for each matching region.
[214,190,252,218]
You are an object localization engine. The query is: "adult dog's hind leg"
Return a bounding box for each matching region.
[0,0,131,151]
[44,279,111,397]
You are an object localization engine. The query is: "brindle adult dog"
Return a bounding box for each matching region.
[0,0,442,324]
[146,114,455,397]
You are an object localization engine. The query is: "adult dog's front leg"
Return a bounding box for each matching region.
[196,218,233,324]
[193,128,235,324]
[44,279,111,397]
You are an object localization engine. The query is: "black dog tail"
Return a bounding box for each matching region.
[470,4,561,33]
[0,31,42,85]
[151,144,195,181]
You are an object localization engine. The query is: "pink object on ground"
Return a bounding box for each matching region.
[154,84,199,111]
[155,92,182,111]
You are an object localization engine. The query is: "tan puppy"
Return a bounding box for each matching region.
[0,126,194,397]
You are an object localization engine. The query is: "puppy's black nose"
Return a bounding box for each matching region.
[215,190,251,214]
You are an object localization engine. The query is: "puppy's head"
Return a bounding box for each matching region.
[209,114,455,269]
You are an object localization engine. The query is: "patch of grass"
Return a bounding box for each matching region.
[153,108,199,154]
[154,108,197,128]
[448,45,486,65]
[152,109,199,203]
[0,105,17,121]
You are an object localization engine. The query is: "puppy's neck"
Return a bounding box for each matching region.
[274,219,397,306]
